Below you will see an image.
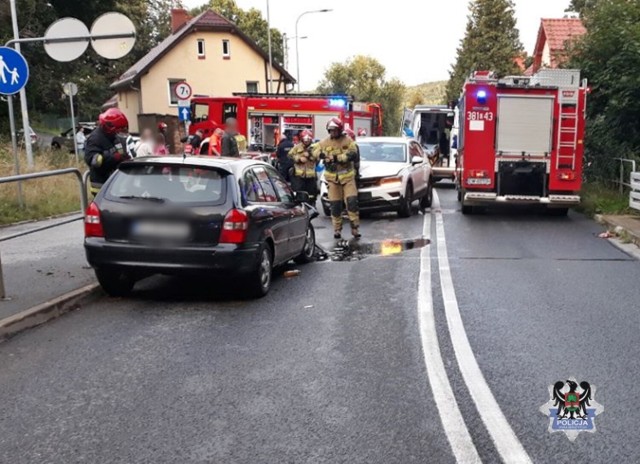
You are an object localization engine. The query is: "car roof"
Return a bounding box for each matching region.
[357,137,415,145]
[123,156,268,175]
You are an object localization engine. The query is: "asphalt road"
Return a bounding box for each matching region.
[1,184,639,463]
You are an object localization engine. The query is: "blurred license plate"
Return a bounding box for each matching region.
[132,221,190,239]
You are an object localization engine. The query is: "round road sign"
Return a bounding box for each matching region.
[90,12,136,60]
[63,82,78,97]
[44,18,90,62]
[175,82,192,100]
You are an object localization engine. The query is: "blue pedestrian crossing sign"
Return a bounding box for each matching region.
[178,106,191,122]
[0,47,29,95]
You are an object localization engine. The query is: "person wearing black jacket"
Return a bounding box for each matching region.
[276,132,294,182]
[221,118,240,157]
[84,109,130,196]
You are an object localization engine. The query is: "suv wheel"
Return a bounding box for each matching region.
[420,181,433,209]
[398,184,413,218]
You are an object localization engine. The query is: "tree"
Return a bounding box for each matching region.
[446,0,523,101]
[570,0,640,180]
[565,0,599,15]
[318,56,406,136]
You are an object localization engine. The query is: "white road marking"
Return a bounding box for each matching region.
[417,207,481,463]
[433,189,532,464]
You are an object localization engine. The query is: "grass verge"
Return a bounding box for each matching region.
[0,144,85,226]
[576,182,636,217]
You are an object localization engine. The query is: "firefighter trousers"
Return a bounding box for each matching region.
[327,178,359,232]
[291,176,318,202]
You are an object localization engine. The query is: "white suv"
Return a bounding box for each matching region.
[320,137,433,218]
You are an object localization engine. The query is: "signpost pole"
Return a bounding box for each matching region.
[69,88,79,163]
[10,0,34,168]
[7,95,24,208]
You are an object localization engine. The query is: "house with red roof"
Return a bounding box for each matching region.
[530,17,587,74]
[109,9,295,133]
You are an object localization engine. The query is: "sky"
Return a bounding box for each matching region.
[182,0,571,89]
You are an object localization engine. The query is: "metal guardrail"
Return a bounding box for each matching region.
[630,172,640,212]
[0,168,89,299]
[615,158,637,194]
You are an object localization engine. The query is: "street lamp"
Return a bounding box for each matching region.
[295,9,332,93]
[282,33,307,71]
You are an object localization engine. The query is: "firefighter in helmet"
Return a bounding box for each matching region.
[288,129,319,203]
[315,118,360,239]
[84,108,130,196]
[357,128,367,137]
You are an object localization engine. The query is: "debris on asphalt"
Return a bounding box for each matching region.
[304,305,314,309]
[284,270,301,278]
[598,231,614,239]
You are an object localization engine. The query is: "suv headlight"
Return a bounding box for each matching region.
[379,176,402,187]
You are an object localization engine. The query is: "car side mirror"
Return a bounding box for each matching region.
[411,156,424,165]
[295,191,310,203]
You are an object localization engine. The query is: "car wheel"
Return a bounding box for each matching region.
[294,224,316,264]
[457,189,462,202]
[247,245,273,298]
[420,180,433,209]
[51,142,61,150]
[95,268,135,297]
[398,184,413,218]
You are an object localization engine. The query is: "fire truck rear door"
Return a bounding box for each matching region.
[496,95,554,155]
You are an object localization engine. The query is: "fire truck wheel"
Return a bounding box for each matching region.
[398,184,414,218]
[547,207,569,217]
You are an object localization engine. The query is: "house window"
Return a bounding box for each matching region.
[222,40,230,58]
[197,39,205,58]
[246,81,259,93]
[168,79,185,106]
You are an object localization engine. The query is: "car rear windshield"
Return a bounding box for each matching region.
[105,164,228,205]
[359,143,407,163]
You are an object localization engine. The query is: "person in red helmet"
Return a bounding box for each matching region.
[158,121,168,135]
[84,108,130,196]
[315,118,360,239]
[357,128,367,137]
[288,129,319,203]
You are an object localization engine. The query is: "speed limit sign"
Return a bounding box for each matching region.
[175,81,192,100]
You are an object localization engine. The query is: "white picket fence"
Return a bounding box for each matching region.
[631,172,640,211]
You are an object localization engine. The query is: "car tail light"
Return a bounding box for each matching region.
[220,208,249,244]
[470,170,489,178]
[84,202,104,238]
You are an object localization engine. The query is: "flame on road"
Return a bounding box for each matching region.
[380,239,403,256]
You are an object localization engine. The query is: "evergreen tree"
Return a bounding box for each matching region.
[446,0,523,101]
[565,0,599,15]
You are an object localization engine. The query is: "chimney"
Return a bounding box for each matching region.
[171,8,192,34]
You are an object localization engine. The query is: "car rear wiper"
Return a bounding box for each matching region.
[117,195,167,203]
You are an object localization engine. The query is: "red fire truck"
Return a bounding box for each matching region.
[188,93,383,152]
[456,69,588,215]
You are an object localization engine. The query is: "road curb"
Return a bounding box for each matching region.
[0,283,102,341]
[594,214,640,247]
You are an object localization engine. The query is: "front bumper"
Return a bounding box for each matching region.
[463,192,581,206]
[85,238,261,275]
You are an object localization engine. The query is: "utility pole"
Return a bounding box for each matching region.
[10,0,34,168]
[266,0,273,94]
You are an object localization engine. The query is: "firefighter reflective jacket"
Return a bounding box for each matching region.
[314,135,358,184]
[84,127,128,193]
[289,142,318,178]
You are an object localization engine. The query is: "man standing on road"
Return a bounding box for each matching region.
[84,108,130,196]
[221,118,240,157]
[75,126,86,156]
[276,131,294,182]
[315,118,360,239]
[288,130,318,203]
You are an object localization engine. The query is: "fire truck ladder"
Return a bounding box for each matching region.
[556,91,579,171]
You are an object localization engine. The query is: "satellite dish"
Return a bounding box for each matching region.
[44,18,90,62]
[90,12,136,60]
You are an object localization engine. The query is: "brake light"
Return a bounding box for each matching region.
[220,209,249,243]
[470,170,489,178]
[84,202,104,238]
